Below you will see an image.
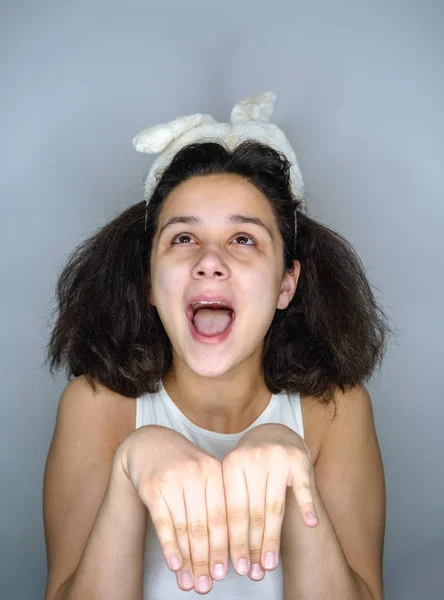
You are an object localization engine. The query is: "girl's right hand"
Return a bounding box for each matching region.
[117,424,229,594]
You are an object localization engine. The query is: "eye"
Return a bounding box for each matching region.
[171,232,195,244]
[232,234,256,245]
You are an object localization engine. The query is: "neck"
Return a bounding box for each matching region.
[162,360,273,434]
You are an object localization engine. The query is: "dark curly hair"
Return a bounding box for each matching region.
[45,140,391,407]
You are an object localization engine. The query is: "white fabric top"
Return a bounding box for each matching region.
[135,381,305,599]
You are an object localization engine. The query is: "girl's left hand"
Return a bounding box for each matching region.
[222,423,319,581]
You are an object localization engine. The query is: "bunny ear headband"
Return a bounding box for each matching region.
[132,91,305,230]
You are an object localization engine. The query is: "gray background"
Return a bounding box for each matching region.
[1,1,443,599]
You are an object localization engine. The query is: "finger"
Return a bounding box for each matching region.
[183,474,213,594]
[289,455,319,527]
[160,481,194,592]
[260,467,287,572]
[244,468,267,581]
[143,485,187,583]
[206,466,229,582]
[222,457,251,576]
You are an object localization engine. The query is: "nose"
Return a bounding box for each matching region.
[192,246,229,280]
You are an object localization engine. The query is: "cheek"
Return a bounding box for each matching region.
[151,263,185,305]
[246,269,280,312]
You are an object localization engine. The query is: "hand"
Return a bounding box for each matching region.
[119,425,228,594]
[221,423,318,580]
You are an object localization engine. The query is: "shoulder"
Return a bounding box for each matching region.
[56,375,136,451]
[301,384,374,465]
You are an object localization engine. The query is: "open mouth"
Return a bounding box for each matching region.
[186,302,236,343]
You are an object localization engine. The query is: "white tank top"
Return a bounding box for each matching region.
[135,380,305,600]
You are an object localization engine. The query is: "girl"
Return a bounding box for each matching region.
[43,93,389,599]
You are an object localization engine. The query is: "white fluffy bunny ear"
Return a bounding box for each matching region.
[132,113,217,153]
[230,91,276,123]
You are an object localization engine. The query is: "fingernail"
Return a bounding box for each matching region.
[236,557,250,575]
[307,511,319,523]
[181,572,194,589]
[169,555,181,570]
[212,563,225,580]
[197,575,211,592]
[264,552,276,569]
[250,563,265,580]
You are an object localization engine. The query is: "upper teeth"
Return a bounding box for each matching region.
[192,301,228,308]
[192,301,231,313]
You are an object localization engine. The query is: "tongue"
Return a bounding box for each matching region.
[193,309,233,336]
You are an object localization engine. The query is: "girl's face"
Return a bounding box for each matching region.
[149,173,300,379]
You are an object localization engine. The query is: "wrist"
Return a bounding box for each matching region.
[109,444,140,502]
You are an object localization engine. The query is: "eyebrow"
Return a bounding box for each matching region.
[158,214,274,242]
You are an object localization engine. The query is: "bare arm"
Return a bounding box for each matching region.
[43,376,147,600]
[281,385,385,600]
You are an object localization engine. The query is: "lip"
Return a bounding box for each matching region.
[186,294,236,345]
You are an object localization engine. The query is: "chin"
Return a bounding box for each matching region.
[183,354,236,379]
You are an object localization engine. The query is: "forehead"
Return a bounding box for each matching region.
[158,173,276,221]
